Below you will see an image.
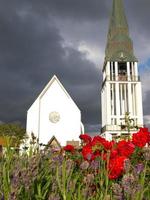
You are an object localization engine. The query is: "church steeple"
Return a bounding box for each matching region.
[105,0,137,62]
[101,0,143,141]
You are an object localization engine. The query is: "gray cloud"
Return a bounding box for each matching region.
[0,0,101,132]
[0,0,149,132]
[32,0,108,22]
[143,95,150,117]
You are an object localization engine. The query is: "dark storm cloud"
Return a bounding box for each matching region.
[142,90,150,129]
[0,0,108,22]
[143,94,150,117]
[0,0,149,132]
[126,0,150,33]
[0,0,101,132]
[31,0,108,22]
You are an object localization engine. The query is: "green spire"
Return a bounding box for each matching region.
[105,0,137,62]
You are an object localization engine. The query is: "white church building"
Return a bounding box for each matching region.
[26,75,84,146]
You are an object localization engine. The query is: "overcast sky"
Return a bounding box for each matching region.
[0,0,150,132]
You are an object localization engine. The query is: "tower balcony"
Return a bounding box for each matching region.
[102,75,140,88]
[101,124,140,133]
[107,75,140,81]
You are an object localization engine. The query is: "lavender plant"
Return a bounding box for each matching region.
[0,135,149,200]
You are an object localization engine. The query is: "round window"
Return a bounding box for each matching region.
[49,111,60,123]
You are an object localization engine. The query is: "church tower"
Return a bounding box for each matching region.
[101,0,143,140]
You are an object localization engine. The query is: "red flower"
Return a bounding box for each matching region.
[64,144,75,152]
[140,128,150,143]
[82,144,93,161]
[91,136,115,151]
[110,149,118,159]
[101,152,107,161]
[108,156,127,179]
[93,151,101,160]
[103,140,115,151]
[91,136,106,150]
[148,132,150,144]
[117,140,135,157]
[92,136,106,145]
[140,127,148,132]
[79,134,92,144]
[132,128,150,148]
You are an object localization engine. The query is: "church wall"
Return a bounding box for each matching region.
[26,99,40,139]
[136,82,143,126]
[101,85,107,127]
[39,80,81,146]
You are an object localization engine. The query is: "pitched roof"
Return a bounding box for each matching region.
[47,135,61,148]
[39,75,70,99]
[28,75,80,112]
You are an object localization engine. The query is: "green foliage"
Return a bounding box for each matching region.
[0,123,26,141]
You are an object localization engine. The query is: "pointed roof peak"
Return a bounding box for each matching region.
[111,0,128,29]
[39,74,70,99]
[51,74,59,80]
[104,0,137,62]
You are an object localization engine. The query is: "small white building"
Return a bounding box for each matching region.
[26,75,84,146]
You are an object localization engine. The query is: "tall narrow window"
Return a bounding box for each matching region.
[113,62,115,80]
[131,84,137,116]
[110,84,113,115]
[114,84,116,115]
[110,83,116,116]
[119,84,122,115]
[126,84,129,112]
[119,83,129,115]
[130,62,132,76]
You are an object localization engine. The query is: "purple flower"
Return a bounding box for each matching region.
[124,159,131,173]
[52,155,64,164]
[112,183,123,200]
[1,195,4,200]
[80,161,89,170]
[134,163,144,175]
[90,160,100,170]
[121,173,142,198]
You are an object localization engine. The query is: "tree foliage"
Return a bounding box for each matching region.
[0,123,26,141]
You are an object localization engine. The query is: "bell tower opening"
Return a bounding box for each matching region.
[118,62,127,81]
[118,62,127,75]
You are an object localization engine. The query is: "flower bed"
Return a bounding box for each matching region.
[0,128,150,199]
